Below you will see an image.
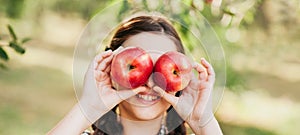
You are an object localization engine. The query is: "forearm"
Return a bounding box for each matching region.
[188,116,223,135]
[47,103,94,135]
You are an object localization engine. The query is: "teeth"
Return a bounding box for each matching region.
[137,94,159,101]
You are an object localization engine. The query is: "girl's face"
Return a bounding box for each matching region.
[115,32,178,121]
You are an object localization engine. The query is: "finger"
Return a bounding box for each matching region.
[193,62,208,80]
[153,86,179,106]
[186,79,201,91]
[94,70,102,82]
[104,64,111,73]
[96,53,114,71]
[112,46,124,55]
[97,46,124,70]
[116,87,147,101]
[94,50,112,69]
[94,50,112,63]
[200,58,214,75]
[193,62,205,72]
[201,58,215,81]
[94,70,109,83]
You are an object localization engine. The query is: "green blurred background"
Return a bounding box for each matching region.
[0,0,299,134]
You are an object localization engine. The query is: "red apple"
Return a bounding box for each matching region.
[110,47,153,89]
[153,51,192,92]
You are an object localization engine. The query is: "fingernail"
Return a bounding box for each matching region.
[105,50,112,54]
[113,47,122,54]
[102,50,111,56]
[135,87,145,92]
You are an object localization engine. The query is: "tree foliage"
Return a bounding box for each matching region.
[0,0,25,19]
[0,25,30,69]
[110,0,261,90]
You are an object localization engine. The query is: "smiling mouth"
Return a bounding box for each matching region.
[136,94,161,102]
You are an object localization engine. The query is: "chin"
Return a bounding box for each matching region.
[133,110,162,121]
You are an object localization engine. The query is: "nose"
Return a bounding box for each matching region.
[145,74,155,88]
[144,51,161,88]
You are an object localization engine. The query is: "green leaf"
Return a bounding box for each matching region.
[142,0,149,11]
[7,24,18,41]
[9,42,25,54]
[21,37,31,44]
[0,47,9,61]
[118,0,130,21]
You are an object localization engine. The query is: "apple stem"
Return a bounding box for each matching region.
[173,70,178,75]
[128,65,135,70]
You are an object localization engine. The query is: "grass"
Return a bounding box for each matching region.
[0,64,75,134]
[220,122,277,135]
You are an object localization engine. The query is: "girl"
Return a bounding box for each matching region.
[48,15,222,135]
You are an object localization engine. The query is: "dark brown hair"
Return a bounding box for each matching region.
[93,15,186,135]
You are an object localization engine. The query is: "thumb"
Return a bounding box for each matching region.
[153,86,179,107]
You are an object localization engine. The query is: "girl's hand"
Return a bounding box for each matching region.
[153,58,215,131]
[79,47,146,123]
